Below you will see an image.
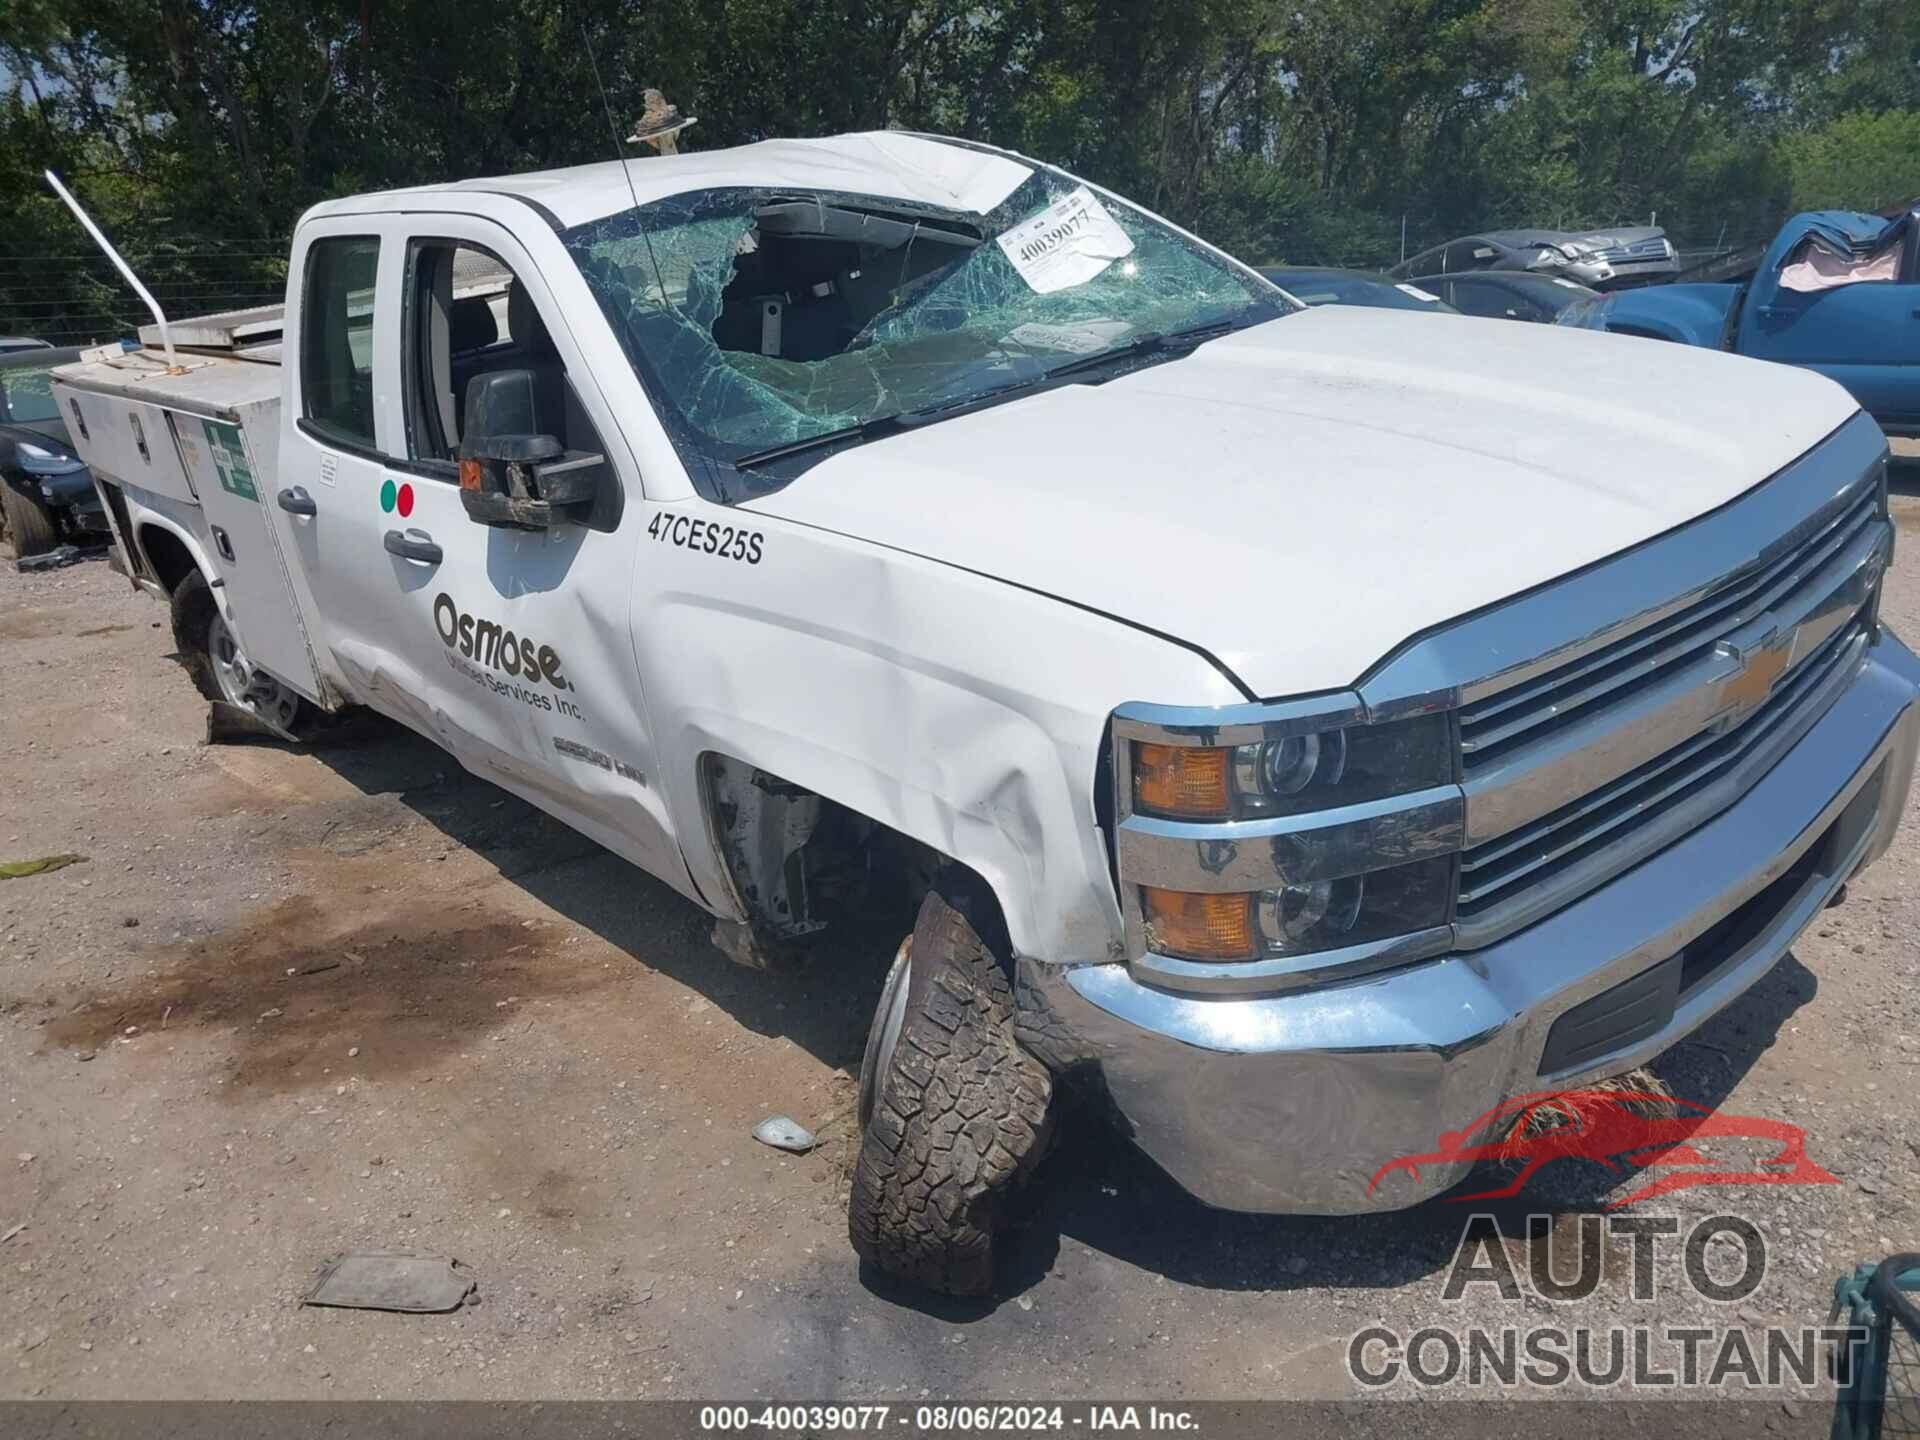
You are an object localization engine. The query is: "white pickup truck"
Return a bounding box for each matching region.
[51,131,1920,1295]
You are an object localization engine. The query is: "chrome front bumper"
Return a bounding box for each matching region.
[1026,628,1920,1213]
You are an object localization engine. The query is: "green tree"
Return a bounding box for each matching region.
[2,0,1916,342]
[1781,110,1920,212]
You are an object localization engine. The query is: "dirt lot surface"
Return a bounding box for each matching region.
[3,480,1920,1406]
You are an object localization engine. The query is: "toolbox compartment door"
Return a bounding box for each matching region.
[63,393,201,507]
[174,412,325,702]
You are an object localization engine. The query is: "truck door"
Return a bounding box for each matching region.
[271,224,407,702]
[276,211,682,883]
[1739,232,1920,433]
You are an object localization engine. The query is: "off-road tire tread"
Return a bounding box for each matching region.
[1,482,59,558]
[848,879,1053,1295]
[168,570,224,704]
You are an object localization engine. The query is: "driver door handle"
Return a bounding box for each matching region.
[383,530,443,565]
[277,486,317,516]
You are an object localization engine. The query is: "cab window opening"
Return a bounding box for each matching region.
[301,236,380,450]
[398,237,622,531]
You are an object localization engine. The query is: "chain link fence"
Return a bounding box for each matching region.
[0,246,290,347]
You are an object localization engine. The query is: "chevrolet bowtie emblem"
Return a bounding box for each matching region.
[1717,626,1797,723]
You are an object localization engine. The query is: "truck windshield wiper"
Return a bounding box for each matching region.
[1035,317,1240,384]
[732,411,935,471]
[731,380,1053,471]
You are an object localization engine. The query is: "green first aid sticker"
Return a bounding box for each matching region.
[202,419,259,502]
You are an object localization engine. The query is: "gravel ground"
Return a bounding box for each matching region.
[1,478,1918,1411]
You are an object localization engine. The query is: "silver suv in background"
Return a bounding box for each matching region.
[1392,226,1679,290]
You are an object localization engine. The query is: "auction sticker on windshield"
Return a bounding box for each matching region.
[996,186,1136,294]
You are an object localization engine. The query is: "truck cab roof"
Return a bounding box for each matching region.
[301,132,1036,232]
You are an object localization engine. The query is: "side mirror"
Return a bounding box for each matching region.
[457,370,608,529]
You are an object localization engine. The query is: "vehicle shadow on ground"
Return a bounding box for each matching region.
[1888,453,1920,496]
[286,711,1822,1314]
[287,712,895,1076]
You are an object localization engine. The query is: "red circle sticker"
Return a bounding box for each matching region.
[396,483,415,519]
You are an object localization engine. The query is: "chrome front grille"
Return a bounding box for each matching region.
[1593,238,1670,264]
[1451,471,1890,946]
[1458,615,1869,929]
[1459,483,1881,771]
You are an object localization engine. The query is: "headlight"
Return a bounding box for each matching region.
[14,441,83,476]
[1131,713,1451,820]
[1141,855,1453,961]
[1243,728,1345,797]
[1117,709,1459,972]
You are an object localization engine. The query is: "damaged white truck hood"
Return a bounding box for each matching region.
[743,306,1862,700]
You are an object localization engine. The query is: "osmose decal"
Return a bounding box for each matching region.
[432,592,587,720]
[432,592,571,689]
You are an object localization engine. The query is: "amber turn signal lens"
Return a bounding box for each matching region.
[1140,886,1256,961]
[458,458,484,492]
[1133,743,1230,818]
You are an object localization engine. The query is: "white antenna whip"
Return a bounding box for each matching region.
[44,169,181,372]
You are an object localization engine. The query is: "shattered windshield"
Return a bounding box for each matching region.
[561,164,1286,491]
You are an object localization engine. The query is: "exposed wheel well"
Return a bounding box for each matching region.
[137,524,199,594]
[699,752,996,970]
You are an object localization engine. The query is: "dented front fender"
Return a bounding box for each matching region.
[632,502,1242,965]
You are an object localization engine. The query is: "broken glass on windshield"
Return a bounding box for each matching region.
[561,167,1285,488]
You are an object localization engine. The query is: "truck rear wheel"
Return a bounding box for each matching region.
[169,569,305,736]
[848,877,1054,1296]
[1,482,59,558]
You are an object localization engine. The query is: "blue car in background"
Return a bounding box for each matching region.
[1559,205,1920,437]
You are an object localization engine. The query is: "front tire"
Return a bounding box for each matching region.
[169,569,305,735]
[1,481,59,558]
[848,877,1054,1295]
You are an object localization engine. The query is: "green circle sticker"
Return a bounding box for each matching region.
[379,479,397,513]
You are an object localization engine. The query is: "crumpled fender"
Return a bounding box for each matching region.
[632,505,1243,965]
